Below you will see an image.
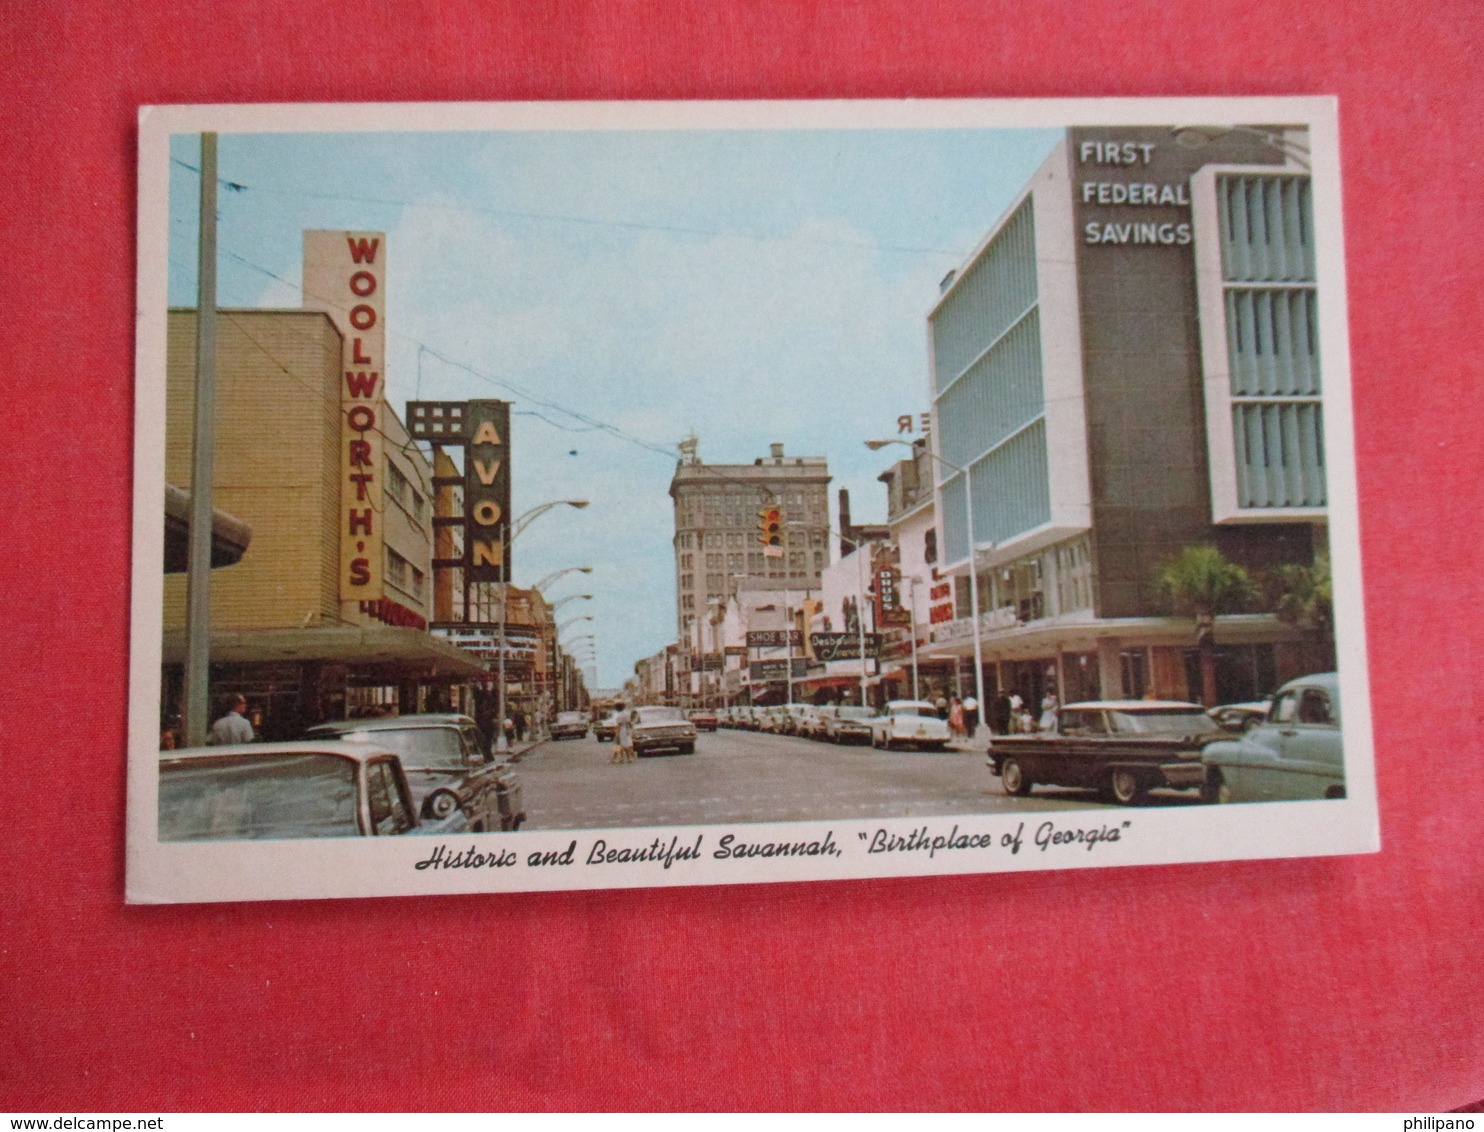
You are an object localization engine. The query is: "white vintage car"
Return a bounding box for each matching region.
[868,700,952,751]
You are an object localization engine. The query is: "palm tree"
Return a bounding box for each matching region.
[1271,552,1335,670]
[1157,545,1255,706]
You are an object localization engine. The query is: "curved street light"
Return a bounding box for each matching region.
[533,565,594,593]
[866,437,987,726]
[548,593,592,613]
[514,499,589,540]
[495,500,590,752]
[558,614,594,634]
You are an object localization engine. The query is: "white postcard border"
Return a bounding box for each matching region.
[127,95,1377,904]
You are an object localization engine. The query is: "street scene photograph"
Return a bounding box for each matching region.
[128,99,1374,900]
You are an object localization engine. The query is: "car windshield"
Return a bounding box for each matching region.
[836,707,875,721]
[336,727,464,770]
[160,754,360,840]
[635,707,685,724]
[556,713,586,724]
[1107,709,1218,735]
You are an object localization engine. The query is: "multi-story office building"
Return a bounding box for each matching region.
[669,441,832,677]
[917,124,1329,709]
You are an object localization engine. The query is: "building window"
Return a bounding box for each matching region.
[386,548,421,598]
[1120,649,1149,699]
[1054,536,1093,614]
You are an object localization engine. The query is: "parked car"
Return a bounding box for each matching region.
[869,701,952,751]
[550,711,591,741]
[732,706,759,731]
[593,712,621,742]
[158,741,467,840]
[799,705,833,740]
[630,705,698,756]
[1210,699,1273,733]
[754,706,784,733]
[988,700,1227,805]
[1202,673,1345,803]
[824,705,875,745]
[688,708,719,732]
[305,713,523,830]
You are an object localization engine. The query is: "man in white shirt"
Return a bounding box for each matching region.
[208,694,254,746]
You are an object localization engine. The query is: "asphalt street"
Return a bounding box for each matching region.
[516,726,1198,829]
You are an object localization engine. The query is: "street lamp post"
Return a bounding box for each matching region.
[498,500,588,753]
[905,574,922,701]
[866,439,987,734]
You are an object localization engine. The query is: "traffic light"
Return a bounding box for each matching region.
[756,506,783,550]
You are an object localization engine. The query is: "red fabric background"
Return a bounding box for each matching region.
[3,0,1482,1112]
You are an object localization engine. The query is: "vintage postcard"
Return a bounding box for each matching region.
[127,97,1376,903]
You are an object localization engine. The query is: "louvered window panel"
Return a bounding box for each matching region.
[1224,288,1320,397]
[975,421,1052,545]
[1218,174,1315,283]
[940,473,969,564]
[1217,172,1324,513]
[937,309,1045,469]
[1233,402,1326,508]
[931,200,1038,392]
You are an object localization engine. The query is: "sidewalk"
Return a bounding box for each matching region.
[499,736,546,762]
[947,729,995,755]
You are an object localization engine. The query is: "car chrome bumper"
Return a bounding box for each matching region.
[1159,762,1205,788]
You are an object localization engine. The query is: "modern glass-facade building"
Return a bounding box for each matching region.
[921,125,1330,710]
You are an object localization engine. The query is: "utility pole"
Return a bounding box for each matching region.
[183,132,218,748]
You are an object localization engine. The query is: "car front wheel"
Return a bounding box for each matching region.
[1000,757,1033,796]
[1108,768,1147,806]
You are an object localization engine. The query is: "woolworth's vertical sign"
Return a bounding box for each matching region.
[303,230,387,605]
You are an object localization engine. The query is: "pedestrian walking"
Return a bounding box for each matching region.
[1039,693,1058,732]
[612,710,637,764]
[993,691,1013,735]
[512,708,527,742]
[208,694,254,746]
[948,696,966,739]
[962,695,979,739]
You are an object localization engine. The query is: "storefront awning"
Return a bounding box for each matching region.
[917,613,1304,661]
[160,625,491,679]
[163,484,252,572]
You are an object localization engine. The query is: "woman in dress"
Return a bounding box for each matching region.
[613,709,636,764]
[948,696,965,739]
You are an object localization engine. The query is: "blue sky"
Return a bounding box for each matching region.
[167,124,1060,688]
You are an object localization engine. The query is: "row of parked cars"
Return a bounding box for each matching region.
[713,701,953,750]
[985,672,1345,806]
[158,714,526,842]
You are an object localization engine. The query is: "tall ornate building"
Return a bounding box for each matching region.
[669,441,832,680]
